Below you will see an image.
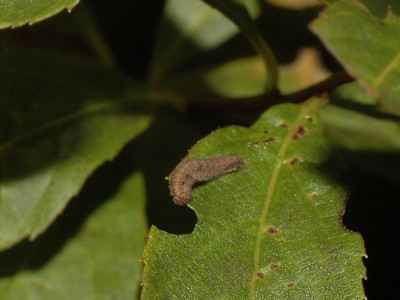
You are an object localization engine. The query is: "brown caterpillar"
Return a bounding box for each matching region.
[168,154,244,205]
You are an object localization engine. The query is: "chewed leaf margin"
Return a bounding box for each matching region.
[141,100,366,299]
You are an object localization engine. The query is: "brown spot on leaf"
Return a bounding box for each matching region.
[279,123,289,128]
[289,157,300,166]
[269,263,279,270]
[266,227,278,234]
[292,125,305,140]
[287,282,295,288]
[305,115,313,122]
[256,271,265,279]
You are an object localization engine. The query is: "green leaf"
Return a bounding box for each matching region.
[310,0,400,114]
[166,48,328,100]
[0,171,147,299]
[201,0,278,92]
[150,0,279,95]
[149,0,249,84]
[204,56,266,97]
[0,0,79,29]
[0,52,154,250]
[278,47,330,94]
[321,82,400,152]
[363,0,400,17]
[319,82,400,184]
[163,56,267,98]
[321,104,400,151]
[141,101,366,299]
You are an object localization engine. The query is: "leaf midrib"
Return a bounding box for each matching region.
[0,99,137,153]
[249,105,310,299]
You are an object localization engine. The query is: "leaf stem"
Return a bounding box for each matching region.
[72,4,116,67]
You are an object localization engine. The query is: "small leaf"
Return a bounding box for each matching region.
[150,0,278,95]
[321,103,400,151]
[0,52,154,250]
[201,0,278,92]
[141,101,366,299]
[321,82,400,152]
[204,56,266,97]
[0,0,79,29]
[279,47,330,94]
[310,1,400,114]
[163,56,267,98]
[320,82,400,184]
[149,0,245,84]
[0,171,147,299]
[162,48,328,99]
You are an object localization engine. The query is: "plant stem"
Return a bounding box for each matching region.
[73,4,116,67]
[186,71,353,113]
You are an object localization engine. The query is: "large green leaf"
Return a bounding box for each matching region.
[0,0,79,29]
[141,101,365,299]
[0,171,147,299]
[0,52,154,250]
[310,0,400,114]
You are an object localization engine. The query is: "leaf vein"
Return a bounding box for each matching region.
[249,105,310,299]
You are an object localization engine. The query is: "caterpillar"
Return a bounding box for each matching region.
[168,154,244,205]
